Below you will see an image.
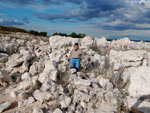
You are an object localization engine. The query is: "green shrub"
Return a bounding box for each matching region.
[52,32,86,38]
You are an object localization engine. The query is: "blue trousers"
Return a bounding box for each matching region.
[70,58,81,71]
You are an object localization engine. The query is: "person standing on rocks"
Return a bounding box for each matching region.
[68,42,84,71]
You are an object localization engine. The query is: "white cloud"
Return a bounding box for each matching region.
[0,19,3,22]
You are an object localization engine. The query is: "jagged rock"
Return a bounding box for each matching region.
[0,102,12,112]
[17,80,32,90]
[38,59,58,82]
[53,108,62,113]
[73,89,90,102]
[145,52,150,66]
[18,97,34,107]
[127,97,150,113]
[10,91,17,98]
[59,95,71,108]
[0,53,8,62]
[111,37,132,49]
[29,62,39,76]
[43,60,56,72]
[125,66,150,98]
[33,107,43,113]
[33,90,52,102]
[49,35,78,51]
[109,50,147,70]
[94,36,110,47]
[69,69,76,74]
[41,79,57,92]
[74,78,92,86]
[21,72,30,80]
[99,78,113,91]
[20,60,29,73]
[104,92,117,105]
[38,69,57,83]
[81,36,93,49]
[5,50,34,73]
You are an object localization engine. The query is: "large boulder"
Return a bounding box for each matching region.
[94,37,110,47]
[5,50,34,73]
[127,97,150,113]
[38,59,57,82]
[110,37,132,49]
[145,52,150,66]
[123,66,150,98]
[33,90,52,102]
[109,50,147,70]
[49,36,79,51]
[81,36,93,49]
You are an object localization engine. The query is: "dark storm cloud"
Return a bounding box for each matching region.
[2,0,150,31]
[35,0,128,21]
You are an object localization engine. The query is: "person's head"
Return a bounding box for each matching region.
[74,42,79,50]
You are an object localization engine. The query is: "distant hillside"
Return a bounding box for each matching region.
[0,25,28,33]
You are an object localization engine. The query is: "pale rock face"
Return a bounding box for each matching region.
[20,60,29,73]
[41,79,57,92]
[33,107,43,113]
[86,49,95,56]
[49,36,79,51]
[99,78,113,91]
[38,70,57,83]
[91,53,103,67]
[127,97,150,113]
[81,36,93,49]
[94,37,110,47]
[38,59,58,82]
[33,90,52,102]
[0,53,8,62]
[29,62,39,76]
[43,60,57,72]
[74,77,92,86]
[109,50,147,70]
[69,69,76,74]
[110,37,132,49]
[145,52,150,66]
[73,89,90,102]
[17,80,32,90]
[59,95,71,108]
[10,91,17,98]
[53,108,62,113]
[18,97,35,107]
[21,72,30,80]
[49,50,64,63]
[127,66,150,98]
[5,50,34,73]
[104,92,117,105]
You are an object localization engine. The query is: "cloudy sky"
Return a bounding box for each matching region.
[0,0,150,40]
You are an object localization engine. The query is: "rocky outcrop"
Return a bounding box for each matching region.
[1,33,150,113]
[109,49,147,70]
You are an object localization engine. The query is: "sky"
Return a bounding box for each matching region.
[0,0,150,40]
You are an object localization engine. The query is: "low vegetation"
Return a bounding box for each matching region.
[29,30,47,37]
[0,25,28,33]
[52,32,86,38]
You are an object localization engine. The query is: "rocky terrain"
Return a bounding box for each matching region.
[0,32,150,113]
